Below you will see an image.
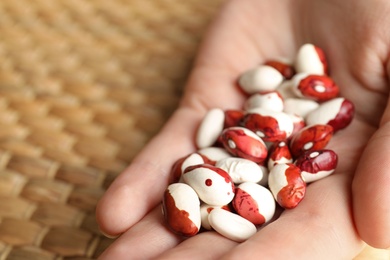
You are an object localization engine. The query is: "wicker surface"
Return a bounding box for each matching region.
[0,0,388,259]
[0,0,223,259]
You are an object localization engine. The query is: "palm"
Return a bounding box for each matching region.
[96,0,390,258]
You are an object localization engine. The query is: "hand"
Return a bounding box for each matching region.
[96,0,390,258]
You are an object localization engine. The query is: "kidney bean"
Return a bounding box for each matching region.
[200,204,231,230]
[294,149,338,183]
[257,165,269,187]
[244,91,284,112]
[264,60,295,80]
[215,157,265,184]
[232,182,276,225]
[183,164,235,206]
[197,147,232,164]
[288,113,306,137]
[196,108,225,149]
[242,108,294,142]
[305,97,355,132]
[170,153,206,183]
[268,163,306,209]
[289,124,333,158]
[208,208,257,242]
[267,141,293,170]
[276,80,296,99]
[238,65,284,95]
[162,183,201,236]
[220,126,268,164]
[291,73,339,102]
[283,98,319,118]
[294,43,328,75]
[224,109,245,128]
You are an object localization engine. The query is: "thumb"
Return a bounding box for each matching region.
[352,96,390,249]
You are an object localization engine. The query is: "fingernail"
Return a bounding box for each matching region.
[99,228,120,239]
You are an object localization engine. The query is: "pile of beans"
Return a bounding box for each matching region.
[161,43,354,242]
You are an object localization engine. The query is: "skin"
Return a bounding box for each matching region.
[96,0,390,259]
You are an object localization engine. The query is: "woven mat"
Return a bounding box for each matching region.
[0,0,223,259]
[0,0,388,259]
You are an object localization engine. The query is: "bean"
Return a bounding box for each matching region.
[289,124,333,158]
[267,140,293,170]
[215,157,265,184]
[291,73,339,102]
[294,149,338,183]
[183,164,235,206]
[265,59,295,80]
[294,43,328,75]
[200,204,231,230]
[283,98,319,118]
[196,108,225,149]
[238,65,284,94]
[224,109,245,128]
[244,91,284,112]
[305,97,355,132]
[232,182,276,225]
[162,183,201,236]
[220,126,268,164]
[268,163,306,209]
[197,147,232,164]
[170,153,206,183]
[208,208,257,242]
[242,108,294,142]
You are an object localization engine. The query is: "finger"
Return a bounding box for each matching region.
[98,207,182,260]
[96,59,251,236]
[223,174,364,259]
[95,66,247,236]
[352,53,390,249]
[154,232,237,260]
[352,111,390,248]
[96,107,201,235]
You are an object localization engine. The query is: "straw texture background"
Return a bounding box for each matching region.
[0,0,388,259]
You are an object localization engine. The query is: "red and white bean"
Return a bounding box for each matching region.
[244,91,284,112]
[215,157,265,184]
[295,149,338,183]
[220,126,268,164]
[291,73,339,102]
[283,98,319,118]
[196,108,225,149]
[183,164,235,206]
[264,59,295,80]
[305,97,355,132]
[294,43,328,75]
[197,147,232,164]
[242,108,294,142]
[200,203,231,230]
[268,163,306,209]
[288,113,306,136]
[162,183,201,236]
[224,109,245,128]
[170,152,206,183]
[232,182,276,225]
[208,208,257,242]
[267,141,293,170]
[238,65,284,94]
[289,124,333,158]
